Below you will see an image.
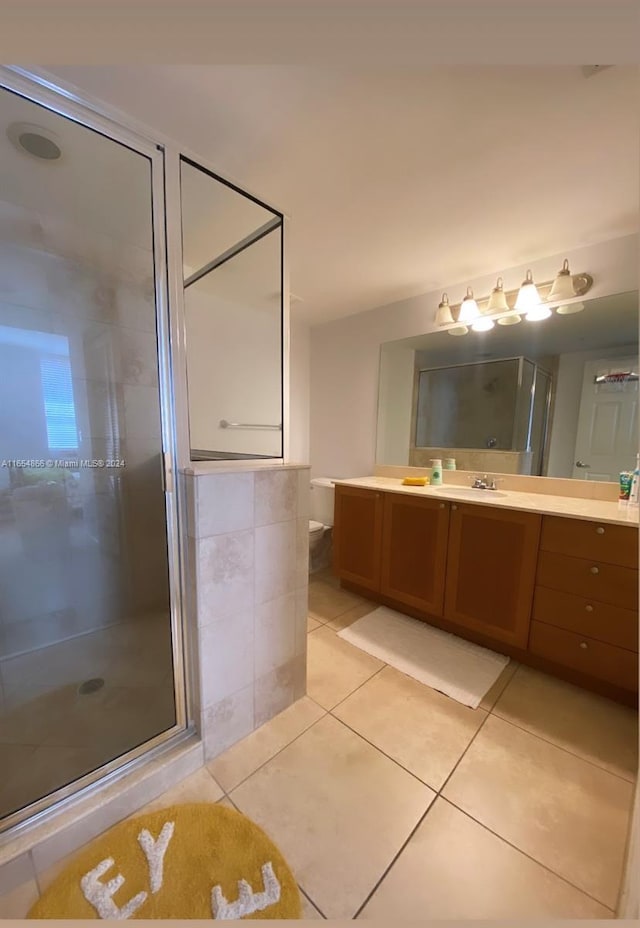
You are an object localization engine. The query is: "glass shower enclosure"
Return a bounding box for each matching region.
[0,76,184,831]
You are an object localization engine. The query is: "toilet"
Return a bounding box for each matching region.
[308,477,335,572]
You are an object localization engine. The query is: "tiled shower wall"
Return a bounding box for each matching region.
[184,463,310,760]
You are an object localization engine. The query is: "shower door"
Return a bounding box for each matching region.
[0,80,183,830]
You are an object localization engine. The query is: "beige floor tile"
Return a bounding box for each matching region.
[308,581,367,623]
[359,798,614,920]
[0,878,39,918]
[133,766,224,815]
[310,567,340,589]
[307,626,384,710]
[326,600,378,632]
[230,714,434,920]
[479,659,519,711]
[300,888,325,918]
[493,665,639,781]
[207,696,325,792]
[334,665,487,789]
[307,616,321,633]
[216,795,237,810]
[442,714,634,908]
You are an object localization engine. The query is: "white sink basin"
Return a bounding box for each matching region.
[435,486,508,499]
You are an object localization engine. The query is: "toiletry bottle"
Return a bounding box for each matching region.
[444,458,456,471]
[620,471,632,503]
[431,458,443,486]
[630,454,640,505]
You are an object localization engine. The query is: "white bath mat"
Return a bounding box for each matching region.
[338,606,509,709]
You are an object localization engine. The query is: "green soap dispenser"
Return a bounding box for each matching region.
[431,458,443,486]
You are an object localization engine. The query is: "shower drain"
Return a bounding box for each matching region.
[78,677,105,696]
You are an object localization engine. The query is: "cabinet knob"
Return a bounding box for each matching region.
[439,502,446,509]
[451,504,458,510]
[585,604,594,612]
[589,565,599,575]
[596,526,605,535]
[579,641,588,649]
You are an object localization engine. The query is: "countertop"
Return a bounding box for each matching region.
[333,476,639,527]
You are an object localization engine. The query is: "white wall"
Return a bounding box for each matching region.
[288,313,310,464]
[375,343,415,465]
[186,285,282,457]
[546,343,638,478]
[310,234,639,478]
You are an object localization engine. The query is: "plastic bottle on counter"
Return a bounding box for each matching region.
[431,459,443,486]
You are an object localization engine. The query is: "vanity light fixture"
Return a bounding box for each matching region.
[471,315,495,332]
[547,258,576,302]
[514,270,542,312]
[514,269,552,322]
[486,277,509,313]
[556,300,585,315]
[435,293,455,326]
[458,287,480,323]
[433,259,593,335]
[489,277,521,326]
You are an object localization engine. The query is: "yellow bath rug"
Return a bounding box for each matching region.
[28,802,301,920]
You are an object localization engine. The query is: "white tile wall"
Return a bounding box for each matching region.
[186,464,310,761]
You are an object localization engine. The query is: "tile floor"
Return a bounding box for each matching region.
[1,567,637,919]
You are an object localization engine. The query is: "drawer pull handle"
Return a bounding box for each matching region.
[579,641,588,649]
[585,604,594,612]
[596,526,605,535]
[589,566,599,575]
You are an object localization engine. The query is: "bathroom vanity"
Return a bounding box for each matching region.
[332,478,639,705]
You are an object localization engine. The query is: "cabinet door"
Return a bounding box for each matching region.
[380,494,450,615]
[444,503,541,648]
[332,486,383,591]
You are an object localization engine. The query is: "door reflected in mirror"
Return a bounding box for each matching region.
[376,291,639,482]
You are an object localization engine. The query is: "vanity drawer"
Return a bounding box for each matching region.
[533,586,638,652]
[540,515,638,569]
[529,621,638,692]
[536,549,639,611]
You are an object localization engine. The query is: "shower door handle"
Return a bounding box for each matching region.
[575,461,591,468]
[162,451,174,494]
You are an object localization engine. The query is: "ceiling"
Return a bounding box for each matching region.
[16,66,640,324]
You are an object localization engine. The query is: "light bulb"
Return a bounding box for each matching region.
[496,313,521,326]
[547,258,576,302]
[471,316,495,332]
[447,325,469,336]
[525,305,552,322]
[514,269,542,312]
[435,292,454,326]
[458,287,480,323]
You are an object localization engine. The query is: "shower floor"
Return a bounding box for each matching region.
[0,613,176,822]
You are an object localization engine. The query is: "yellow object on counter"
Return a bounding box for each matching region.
[402,476,429,486]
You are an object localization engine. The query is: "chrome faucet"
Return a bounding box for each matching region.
[471,474,498,490]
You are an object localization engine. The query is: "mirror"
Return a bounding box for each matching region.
[180,158,284,460]
[376,290,639,482]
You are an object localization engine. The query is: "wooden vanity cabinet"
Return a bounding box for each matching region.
[332,485,384,591]
[444,503,542,648]
[380,494,450,615]
[332,484,638,702]
[530,515,639,694]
